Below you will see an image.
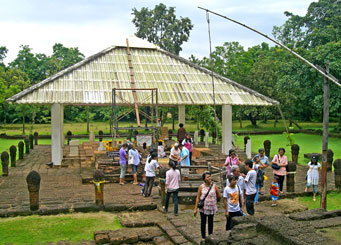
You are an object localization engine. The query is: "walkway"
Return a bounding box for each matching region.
[0,145,155,215]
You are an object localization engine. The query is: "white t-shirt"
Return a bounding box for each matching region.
[245,169,257,195]
[223,186,241,212]
[169,147,181,161]
[144,159,159,177]
[226,176,245,194]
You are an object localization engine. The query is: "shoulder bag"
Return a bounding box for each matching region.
[237,184,242,208]
[271,154,281,170]
[198,184,213,209]
[128,152,134,165]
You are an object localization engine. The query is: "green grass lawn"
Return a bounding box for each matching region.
[234,133,341,165]
[0,212,122,244]
[0,120,338,136]
[0,121,340,174]
[298,191,341,211]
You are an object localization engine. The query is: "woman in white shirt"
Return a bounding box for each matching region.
[305,155,320,201]
[143,152,159,197]
[128,145,141,185]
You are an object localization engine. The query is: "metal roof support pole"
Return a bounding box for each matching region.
[111,89,117,152]
[222,105,232,154]
[51,103,64,166]
[111,88,158,151]
[155,89,159,151]
[150,90,154,150]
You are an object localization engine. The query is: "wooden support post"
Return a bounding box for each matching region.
[321,64,330,209]
[208,162,212,173]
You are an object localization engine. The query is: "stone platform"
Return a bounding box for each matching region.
[0,145,156,216]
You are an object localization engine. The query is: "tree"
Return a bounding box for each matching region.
[132,3,193,55]
[48,43,84,75]
[0,66,30,131]
[9,45,49,84]
[0,46,8,67]
[273,0,341,49]
[273,0,341,123]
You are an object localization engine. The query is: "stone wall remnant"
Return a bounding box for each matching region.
[24,137,29,154]
[263,140,271,158]
[66,130,72,145]
[9,145,17,167]
[93,169,105,206]
[29,134,34,149]
[1,151,9,176]
[18,141,24,160]
[286,161,297,192]
[26,170,41,211]
[98,130,103,142]
[33,132,39,145]
[327,149,334,171]
[333,159,341,188]
[291,144,300,164]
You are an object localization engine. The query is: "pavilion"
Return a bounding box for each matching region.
[7,36,278,165]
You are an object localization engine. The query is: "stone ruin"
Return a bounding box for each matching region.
[205,208,341,245]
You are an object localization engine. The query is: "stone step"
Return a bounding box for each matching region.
[82,174,143,184]
[179,181,202,192]
[177,192,197,205]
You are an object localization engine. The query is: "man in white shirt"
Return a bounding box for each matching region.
[226,165,246,208]
[244,159,257,215]
[169,143,181,165]
[224,175,243,230]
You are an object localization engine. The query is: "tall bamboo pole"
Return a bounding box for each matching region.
[321,64,330,209]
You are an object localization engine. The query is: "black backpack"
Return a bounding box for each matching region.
[256,169,264,184]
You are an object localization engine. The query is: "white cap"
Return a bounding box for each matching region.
[174,143,179,147]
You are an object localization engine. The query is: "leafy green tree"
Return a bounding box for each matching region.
[274,0,341,49]
[9,45,49,84]
[273,0,341,124]
[0,46,8,67]
[0,66,31,132]
[132,3,193,55]
[48,43,84,75]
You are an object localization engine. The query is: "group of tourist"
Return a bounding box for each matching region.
[118,127,321,240]
[194,147,321,240]
[118,123,191,200]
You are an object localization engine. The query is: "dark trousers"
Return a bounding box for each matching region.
[144,177,155,197]
[165,190,179,214]
[226,211,243,230]
[275,174,285,192]
[200,212,214,239]
[189,152,192,164]
[246,193,256,215]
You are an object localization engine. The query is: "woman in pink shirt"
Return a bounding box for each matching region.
[182,133,193,164]
[164,161,181,216]
[225,149,241,176]
[271,148,288,193]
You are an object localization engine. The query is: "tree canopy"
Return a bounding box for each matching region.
[132,3,193,55]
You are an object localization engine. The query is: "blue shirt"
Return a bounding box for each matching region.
[181,148,190,166]
[255,154,269,173]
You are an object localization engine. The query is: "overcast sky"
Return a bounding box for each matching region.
[0,0,314,64]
